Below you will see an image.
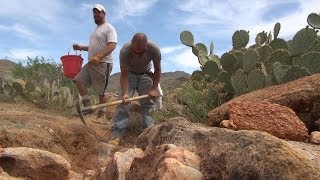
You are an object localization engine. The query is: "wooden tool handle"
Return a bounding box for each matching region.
[82,94,150,111]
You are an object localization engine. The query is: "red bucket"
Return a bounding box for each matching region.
[60,51,83,78]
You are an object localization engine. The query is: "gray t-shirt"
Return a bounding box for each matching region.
[88,22,117,63]
[120,41,161,73]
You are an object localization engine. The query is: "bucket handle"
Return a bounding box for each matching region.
[68,47,81,56]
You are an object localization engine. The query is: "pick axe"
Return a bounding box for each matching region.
[75,94,150,126]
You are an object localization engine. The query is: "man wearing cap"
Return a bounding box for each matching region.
[108,33,162,145]
[73,4,117,119]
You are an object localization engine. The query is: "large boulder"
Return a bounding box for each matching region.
[0,147,71,180]
[127,144,203,180]
[221,101,309,141]
[136,117,320,179]
[208,73,320,132]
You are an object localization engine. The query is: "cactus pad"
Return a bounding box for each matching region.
[192,43,208,56]
[272,62,292,84]
[255,31,268,46]
[307,13,320,29]
[202,60,220,81]
[220,52,237,73]
[289,28,317,56]
[269,38,288,50]
[298,51,320,74]
[282,66,311,83]
[270,49,291,65]
[180,31,194,47]
[231,69,247,96]
[197,51,208,66]
[243,49,259,73]
[210,42,214,55]
[191,70,204,81]
[218,71,231,84]
[257,45,273,63]
[247,69,267,92]
[232,30,249,50]
[232,51,245,70]
[273,22,281,39]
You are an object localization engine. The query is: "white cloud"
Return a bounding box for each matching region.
[161,45,185,54]
[0,24,42,42]
[0,0,65,24]
[112,0,159,19]
[167,47,199,69]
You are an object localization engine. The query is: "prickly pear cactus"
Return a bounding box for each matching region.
[191,70,204,81]
[231,69,247,96]
[207,54,221,67]
[282,66,311,83]
[231,51,245,70]
[210,42,214,55]
[298,51,320,74]
[180,31,194,47]
[220,52,238,73]
[232,30,249,50]
[202,60,220,81]
[243,49,259,73]
[289,28,317,56]
[272,62,292,84]
[307,13,320,29]
[192,43,208,56]
[257,45,273,63]
[273,22,281,39]
[247,69,267,92]
[266,31,273,45]
[255,31,268,46]
[270,49,291,65]
[269,38,288,50]
[218,71,231,84]
[198,51,208,66]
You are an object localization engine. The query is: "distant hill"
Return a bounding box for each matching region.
[108,71,191,94]
[0,59,17,73]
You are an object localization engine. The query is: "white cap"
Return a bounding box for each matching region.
[93,4,106,12]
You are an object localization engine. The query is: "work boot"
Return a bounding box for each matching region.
[82,99,94,115]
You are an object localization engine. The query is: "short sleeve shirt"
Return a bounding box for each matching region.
[88,22,117,63]
[120,41,161,73]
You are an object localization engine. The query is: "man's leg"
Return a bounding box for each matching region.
[110,73,137,141]
[137,74,155,130]
[90,63,112,118]
[73,64,92,111]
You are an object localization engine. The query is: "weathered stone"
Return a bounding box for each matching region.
[127,144,203,180]
[0,147,71,180]
[310,131,320,144]
[136,117,320,179]
[224,101,309,141]
[208,73,320,133]
[97,148,144,180]
[157,158,203,180]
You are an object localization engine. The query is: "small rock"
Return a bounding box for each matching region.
[310,131,320,144]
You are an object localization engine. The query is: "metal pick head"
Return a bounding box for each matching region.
[75,100,87,126]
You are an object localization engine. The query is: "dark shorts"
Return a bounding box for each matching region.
[74,62,112,96]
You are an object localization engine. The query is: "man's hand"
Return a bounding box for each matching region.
[122,93,131,105]
[148,88,158,98]
[72,44,82,51]
[90,54,103,65]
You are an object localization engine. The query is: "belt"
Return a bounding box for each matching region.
[129,70,147,75]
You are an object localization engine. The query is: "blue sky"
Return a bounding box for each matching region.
[0,0,318,74]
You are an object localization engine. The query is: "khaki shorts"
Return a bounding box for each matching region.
[74,62,112,96]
